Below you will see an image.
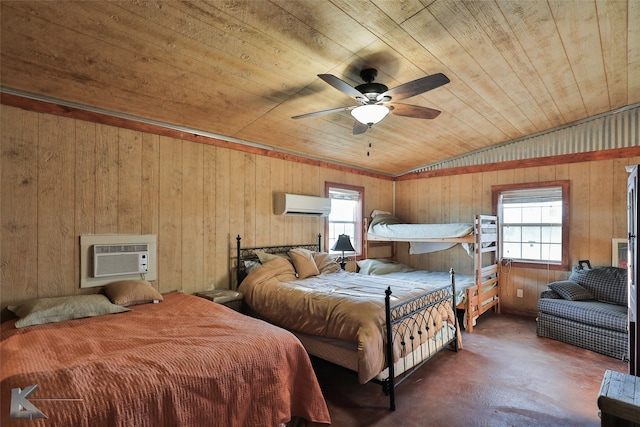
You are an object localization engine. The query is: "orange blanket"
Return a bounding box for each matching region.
[1,293,330,427]
[239,258,454,383]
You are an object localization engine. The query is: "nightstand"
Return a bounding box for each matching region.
[194,289,243,311]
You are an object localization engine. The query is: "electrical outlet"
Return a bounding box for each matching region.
[516,289,523,298]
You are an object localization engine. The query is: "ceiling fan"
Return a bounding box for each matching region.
[292,68,450,135]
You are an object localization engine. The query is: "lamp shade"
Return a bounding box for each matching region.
[331,234,355,252]
[350,104,389,125]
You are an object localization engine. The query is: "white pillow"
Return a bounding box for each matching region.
[357,259,415,275]
[371,209,392,218]
[9,294,129,328]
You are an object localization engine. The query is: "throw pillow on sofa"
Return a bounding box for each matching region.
[569,266,627,305]
[548,281,594,301]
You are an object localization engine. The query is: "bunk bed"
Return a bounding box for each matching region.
[363,213,500,333]
[1,292,330,426]
[235,235,459,411]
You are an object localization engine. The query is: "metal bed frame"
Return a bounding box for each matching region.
[235,234,459,410]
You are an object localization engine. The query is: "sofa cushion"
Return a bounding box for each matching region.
[569,267,627,306]
[548,281,594,301]
[537,298,628,333]
[537,311,628,360]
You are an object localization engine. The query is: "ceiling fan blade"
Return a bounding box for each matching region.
[292,105,355,120]
[318,74,366,100]
[387,103,441,119]
[378,73,450,102]
[353,121,369,135]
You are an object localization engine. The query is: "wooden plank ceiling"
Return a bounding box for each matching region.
[1,0,638,176]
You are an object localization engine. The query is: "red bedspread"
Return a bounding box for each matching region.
[1,293,330,426]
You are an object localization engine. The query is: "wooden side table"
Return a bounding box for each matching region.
[194,289,243,311]
[598,370,640,427]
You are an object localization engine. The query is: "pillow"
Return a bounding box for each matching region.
[371,209,392,218]
[313,252,341,274]
[548,281,594,301]
[254,250,289,264]
[357,258,415,275]
[289,248,320,279]
[103,280,163,306]
[8,294,130,328]
[244,260,261,274]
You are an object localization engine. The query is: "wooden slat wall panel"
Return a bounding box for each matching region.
[203,146,218,289]
[395,155,640,315]
[37,114,75,298]
[1,108,39,304]
[255,156,271,247]
[95,124,119,234]
[158,136,183,293]
[269,157,285,247]
[141,133,160,236]
[243,153,257,250]
[117,129,142,235]
[229,150,245,251]
[181,142,204,295]
[74,120,96,293]
[214,148,230,289]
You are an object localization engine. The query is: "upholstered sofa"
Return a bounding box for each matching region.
[536,266,628,360]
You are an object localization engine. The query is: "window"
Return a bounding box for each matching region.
[492,181,570,270]
[325,182,364,255]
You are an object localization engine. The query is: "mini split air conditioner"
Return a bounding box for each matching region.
[273,193,331,216]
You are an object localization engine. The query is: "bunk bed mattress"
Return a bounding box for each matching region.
[368,213,473,240]
[238,258,455,384]
[0,293,330,426]
[367,214,474,254]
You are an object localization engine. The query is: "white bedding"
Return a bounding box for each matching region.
[369,222,473,240]
[356,259,474,305]
[368,269,475,306]
[367,214,474,254]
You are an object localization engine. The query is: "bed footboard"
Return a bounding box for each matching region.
[382,269,459,410]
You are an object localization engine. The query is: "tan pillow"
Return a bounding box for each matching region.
[313,252,341,274]
[255,250,290,264]
[289,248,320,279]
[8,294,130,328]
[103,280,163,306]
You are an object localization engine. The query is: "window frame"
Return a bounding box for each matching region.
[492,180,570,271]
[324,182,364,256]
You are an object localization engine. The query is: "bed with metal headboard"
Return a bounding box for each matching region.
[236,234,322,285]
[234,234,460,411]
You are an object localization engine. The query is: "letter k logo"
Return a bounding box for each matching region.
[10,385,47,419]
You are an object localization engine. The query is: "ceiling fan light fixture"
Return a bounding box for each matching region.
[351,104,389,126]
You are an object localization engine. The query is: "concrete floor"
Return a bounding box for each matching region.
[311,312,628,427]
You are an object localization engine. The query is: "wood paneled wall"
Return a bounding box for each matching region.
[3,102,637,316]
[395,157,640,316]
[0,105,393,308]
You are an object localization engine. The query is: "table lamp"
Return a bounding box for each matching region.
[331,234,355,270]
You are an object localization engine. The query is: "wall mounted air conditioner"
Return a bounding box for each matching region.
[80,234,156,288]
[274,192,331,216]
[93,244,149,278]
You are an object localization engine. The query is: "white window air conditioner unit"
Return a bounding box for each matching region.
[274,193,331,216]
[93,244,149,278]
